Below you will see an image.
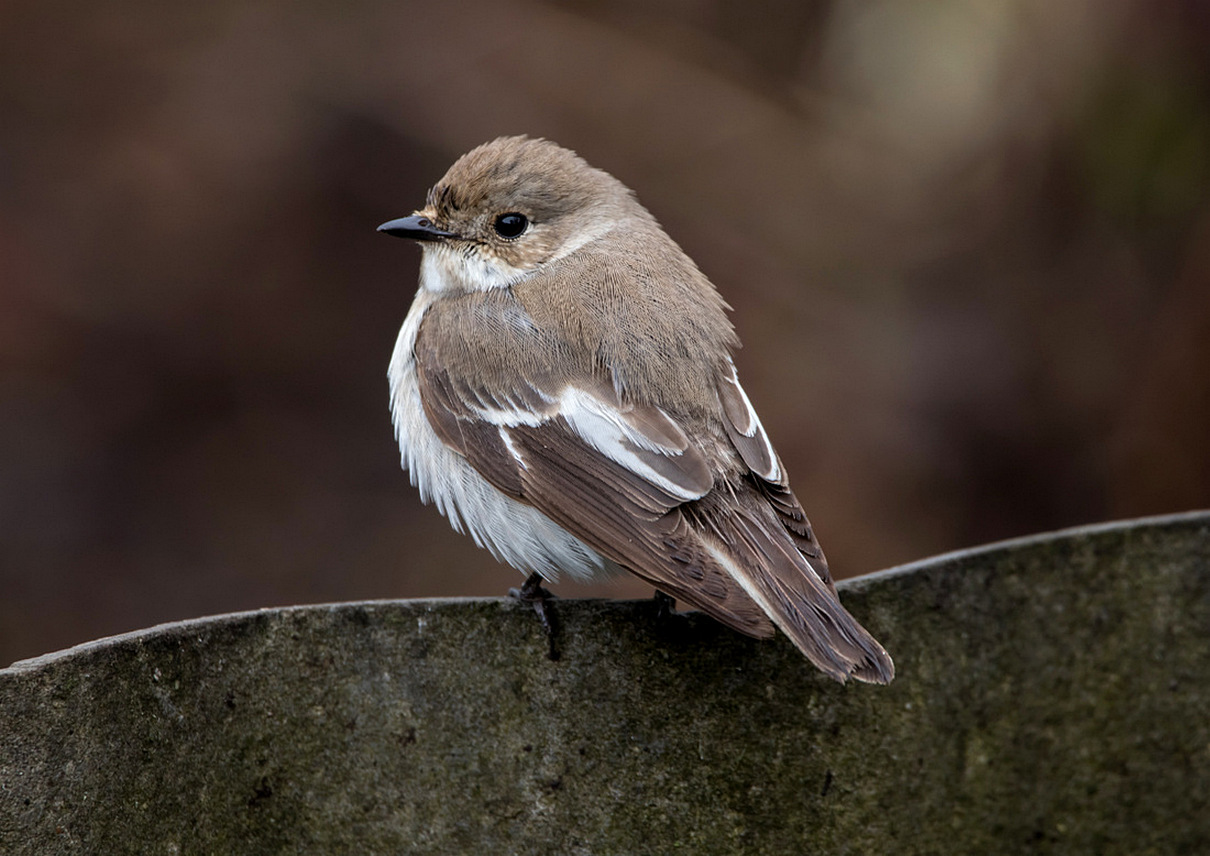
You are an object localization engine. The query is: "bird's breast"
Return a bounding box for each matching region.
[388,290,610,582]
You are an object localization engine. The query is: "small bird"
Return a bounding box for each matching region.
[379,136,893,683]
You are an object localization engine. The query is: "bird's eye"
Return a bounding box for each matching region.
[493,213,528,239]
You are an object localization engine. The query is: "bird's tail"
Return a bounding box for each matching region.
[692,502,894,684]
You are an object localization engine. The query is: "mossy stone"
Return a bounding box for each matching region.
[2,512,1209,854]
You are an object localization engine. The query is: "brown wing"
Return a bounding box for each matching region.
[715,362,893,681]
[413,336,775,638]
[414,313,892,682]
[717,359,837,595]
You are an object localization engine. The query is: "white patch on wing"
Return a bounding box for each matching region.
[557,387,708,502]
[723,360,758,437]
[463,384,708,502]
[468,400,545,428]
[724,360,781,482]
[498,427,526,469]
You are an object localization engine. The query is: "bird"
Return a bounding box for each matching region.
[378,136,893,684]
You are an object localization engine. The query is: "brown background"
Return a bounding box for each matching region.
[3,0,1209,664]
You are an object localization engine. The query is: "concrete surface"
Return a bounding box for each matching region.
[2,511,1208,854]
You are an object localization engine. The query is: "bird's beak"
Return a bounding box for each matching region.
[377,215,457,241]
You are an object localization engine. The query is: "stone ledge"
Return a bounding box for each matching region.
[2,511,1208,854]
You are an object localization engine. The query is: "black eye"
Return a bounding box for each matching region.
[493,212,528,239]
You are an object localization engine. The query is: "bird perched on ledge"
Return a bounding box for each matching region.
[379,136,893,684]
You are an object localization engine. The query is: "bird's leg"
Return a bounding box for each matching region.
[509,572,559,660]
[653,590,677,624]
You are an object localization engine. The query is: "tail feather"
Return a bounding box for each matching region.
[688,497,894,684]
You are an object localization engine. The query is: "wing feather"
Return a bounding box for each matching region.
[414,336,772,634]
[413,312,892,681]
[717,359,780,482]
[716,361,837,593]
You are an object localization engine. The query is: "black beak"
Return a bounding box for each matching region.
[376,215,457,241]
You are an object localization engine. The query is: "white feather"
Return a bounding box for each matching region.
[419,244,527,294]
[498,427,526,469]
[556,387,707,502]
[724,360,781,482]
[389,290,609,582]
[464,385,707,502]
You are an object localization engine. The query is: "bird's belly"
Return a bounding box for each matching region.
[388,303,609,582]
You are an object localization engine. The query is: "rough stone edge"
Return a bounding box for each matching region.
[6,509,1207,675]
[842,508,1210,592]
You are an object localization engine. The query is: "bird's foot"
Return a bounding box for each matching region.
[509,572,559,661]
[653,590,677,624]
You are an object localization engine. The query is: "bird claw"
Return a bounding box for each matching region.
[653,590,677,624]
[509,572,559,660]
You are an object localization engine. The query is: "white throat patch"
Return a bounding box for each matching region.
[419,245,528,294]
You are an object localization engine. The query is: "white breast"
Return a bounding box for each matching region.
[388,288,611,582]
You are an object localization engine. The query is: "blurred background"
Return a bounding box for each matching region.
[3,0,1209,664]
